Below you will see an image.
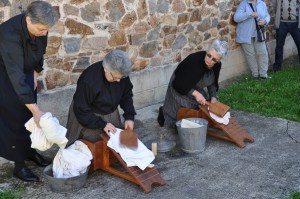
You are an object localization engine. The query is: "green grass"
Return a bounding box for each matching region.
[0,190,22,199]
[218,66,300,122]
[282,192,300,199]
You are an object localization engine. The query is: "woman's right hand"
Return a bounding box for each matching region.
[192,90,206,105]
[104,123,116,136]
[25,104,44,128]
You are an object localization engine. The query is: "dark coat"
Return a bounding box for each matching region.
[0,14,47,161]
[172,51,221,95]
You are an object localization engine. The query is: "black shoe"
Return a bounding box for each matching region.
[157,106,165,127]
[28,152,51,167]
[13,167,39,182]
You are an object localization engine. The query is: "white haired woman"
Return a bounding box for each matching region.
[0,1,58,182]
[157,39,229,129]
[66,50,136,145]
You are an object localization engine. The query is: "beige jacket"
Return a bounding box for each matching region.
[272,0,300,28]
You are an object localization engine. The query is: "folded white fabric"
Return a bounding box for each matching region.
[181,119,203,128]
[209,111,231,125]
[39,112,68,149]
[25,112,68,150]
[107,128,155,170]
[52,140,92,178]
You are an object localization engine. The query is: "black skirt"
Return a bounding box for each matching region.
[0,68,36,162]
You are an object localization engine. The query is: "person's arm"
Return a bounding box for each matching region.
[234,1,254,23]
[0,31,36,104]
[73,80,107,130]
[192,90,206,105]
[25,104,44,127]
[271,0,277,13]
[120,77,136,122]
[258,3,271,26]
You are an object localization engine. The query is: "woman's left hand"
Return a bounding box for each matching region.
[211,97,218,103]
[125,120,134,130]
[258,20,266,26]
[34,70,38,90]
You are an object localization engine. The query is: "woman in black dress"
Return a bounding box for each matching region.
[157,39,229,129]
[0,1,58,182]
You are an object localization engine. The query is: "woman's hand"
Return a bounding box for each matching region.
[25,104,44,127]
[34,70,38,91]
[250,12,258,18]
[124,120,134,131]
[192,90,206,105]
[257,20,266,26]
[211,97,218,103]
[104,123,116,136]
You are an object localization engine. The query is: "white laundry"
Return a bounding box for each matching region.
[181,119,203,128]
[107,128,155,170]
[209,111,231,125]
[25,112,68,150]
[39,112,68,149]
[52,140,92,178]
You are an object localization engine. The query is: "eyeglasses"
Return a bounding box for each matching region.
[109,71,127,81]
[206,53,219,63]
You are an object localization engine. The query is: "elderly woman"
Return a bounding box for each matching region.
[234,0,270,79]
[157,39,228,128]
[0,1,58,182]
[66,50,136,145]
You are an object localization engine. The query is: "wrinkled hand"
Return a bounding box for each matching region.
[211,97,218,103]
[192,90,206,105]
[104,123,116,136]
[25,104,44,128]
[33,110,44,128]
[250,12,258,18]
[124,120,134,130]
[257,20,266,26]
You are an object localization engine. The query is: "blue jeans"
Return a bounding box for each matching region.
[274,22,300,71]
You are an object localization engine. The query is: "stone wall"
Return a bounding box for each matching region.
[0,0,260,91]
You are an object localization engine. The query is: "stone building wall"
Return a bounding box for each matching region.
[0,0,269,91]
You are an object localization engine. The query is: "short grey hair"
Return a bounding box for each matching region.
[25,1,59,27]
[103,50,132,77]
[207,39,229,59]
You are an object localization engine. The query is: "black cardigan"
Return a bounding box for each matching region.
[172,51,221,95]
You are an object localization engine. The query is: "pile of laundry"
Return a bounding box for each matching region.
[25,112,92,178]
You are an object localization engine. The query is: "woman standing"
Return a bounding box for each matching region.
[0,1,58,182]
[157,39,228,129]
[234,0,270,79]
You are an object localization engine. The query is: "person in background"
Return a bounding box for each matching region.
[66,50,136,145]
[272,0,300,72]
[234,0,270,79]
[0,1,58,182]
[157,39,228,129]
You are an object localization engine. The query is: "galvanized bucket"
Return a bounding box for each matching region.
[43,164,89,193]
[176,118,208,153]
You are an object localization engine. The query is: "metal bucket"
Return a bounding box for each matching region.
[176,118,208,153]
[43,164,89,193]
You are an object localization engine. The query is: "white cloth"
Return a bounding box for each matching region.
[181,119,203,128]
[209,111,231,125]
[107,128,155,170]
[52,140,92,178]
[25,112,68,151]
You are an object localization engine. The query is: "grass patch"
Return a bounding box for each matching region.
[218,66,300,122]
[282,192,300,199]
[0,190,22,199]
